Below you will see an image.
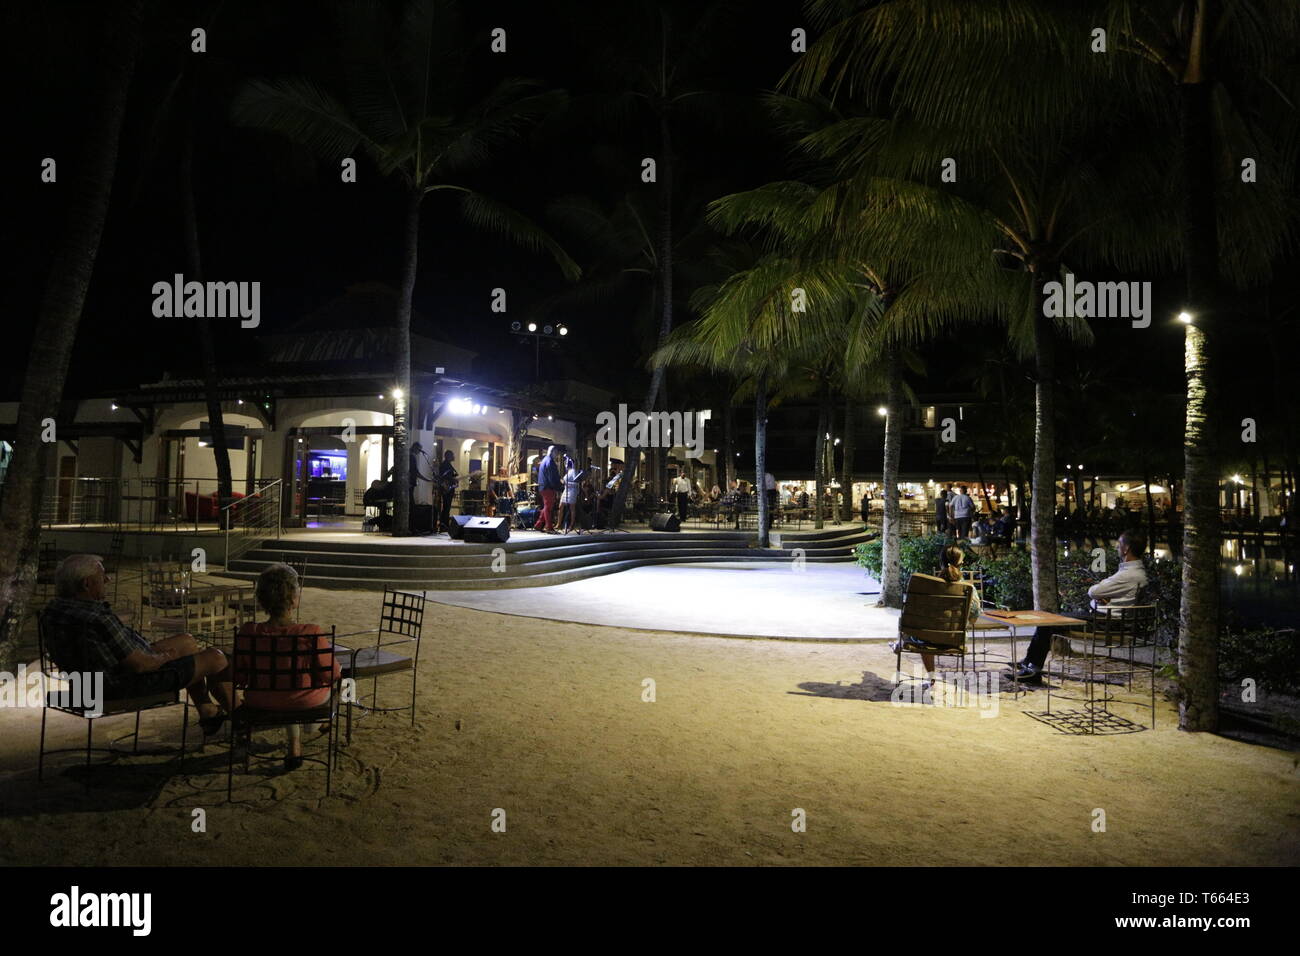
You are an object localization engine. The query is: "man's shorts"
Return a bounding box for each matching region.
[105,655,198,699]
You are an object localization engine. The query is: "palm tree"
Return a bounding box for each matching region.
[563,0,751,527]
[785,9,1181,613]
[1095,0,1300,732]
[232,0,578,536]
[0,0,145,665]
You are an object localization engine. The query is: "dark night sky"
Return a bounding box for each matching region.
[2,0,1294,468]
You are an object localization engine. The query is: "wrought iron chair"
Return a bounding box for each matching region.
[227,624,340,799]
[1045,605,1159,732]
[107,530,127,603]
[35,540,59,602]
[36,613,189,792]
[142,559,193,638]
[332,587,426,743]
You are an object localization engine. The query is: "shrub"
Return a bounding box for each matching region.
[854,534,973,592]
[1219,626,1300,695]
[973,547,1032,609]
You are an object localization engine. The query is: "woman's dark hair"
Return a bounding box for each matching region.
[940,545,965,582]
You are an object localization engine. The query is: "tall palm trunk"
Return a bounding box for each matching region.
[1030,302,1059,612]
[755,371,770,548]
[814,387,827,530]
[1177,13,1221,731]
[181,128,233,527]
[391,189,422,536]
[0,0,143,666]
[880,348,904,608]
[611,109,674,527]
[1143,462,1158,549]
[840,397,856,522]
[974,446,992,514]
[723,399,735,488]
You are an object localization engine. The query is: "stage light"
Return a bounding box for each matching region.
[378,394,385,400]
[392,388,403,400]
[877,406,887,416]
[527,322,537,332]
[543,325,553,335]
[558,325,568,336]
[110,403,118,411]
[1177,311,1193,324]
[511,321,521,331]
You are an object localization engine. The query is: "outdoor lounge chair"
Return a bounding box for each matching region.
[893,572,973,689]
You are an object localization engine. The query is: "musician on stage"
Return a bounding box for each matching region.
[386,441,434,520]
[436,449,459,534]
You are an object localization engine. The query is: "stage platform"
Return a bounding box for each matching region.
[226,525,875,590]
[429,561,898,641]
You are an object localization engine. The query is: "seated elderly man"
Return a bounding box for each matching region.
[1008,529,1150,685]
[40,554,234,735]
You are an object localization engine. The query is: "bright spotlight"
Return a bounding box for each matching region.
[527,322,537,332]
[877,406,887,416]
[1177,311,1193,324]
[558,325,568,336]
[392,388,403,400]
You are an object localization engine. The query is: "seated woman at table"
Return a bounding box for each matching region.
[234,564,339,771]
[890,546,980,683]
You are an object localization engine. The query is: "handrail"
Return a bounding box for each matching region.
[222,479,282,567]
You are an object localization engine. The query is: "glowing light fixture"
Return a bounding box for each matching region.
[1177,311,1193,324]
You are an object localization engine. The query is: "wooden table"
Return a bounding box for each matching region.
[979,610,1088,629]
[969,611,1089,697]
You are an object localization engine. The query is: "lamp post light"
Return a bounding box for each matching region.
[510,321,569,381]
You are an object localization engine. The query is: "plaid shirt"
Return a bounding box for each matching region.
[41,597,151,678]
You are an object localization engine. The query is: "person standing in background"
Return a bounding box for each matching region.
[950,484,975,538]
[673,468,692,523]
[534,445,564,533]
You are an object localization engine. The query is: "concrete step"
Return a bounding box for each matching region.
[226,550,854,590]
[226,527,875,590]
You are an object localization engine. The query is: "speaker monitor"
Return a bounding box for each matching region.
[650,512,681,532]
[453,514,511,543]
[412,503,434,533]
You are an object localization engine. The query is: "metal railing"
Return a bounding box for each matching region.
[40,477,278,531]
[223,479,282,566]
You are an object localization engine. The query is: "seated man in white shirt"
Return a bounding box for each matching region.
[1010,530,1150,684]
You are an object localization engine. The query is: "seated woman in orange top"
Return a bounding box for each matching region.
[235,563,340,770]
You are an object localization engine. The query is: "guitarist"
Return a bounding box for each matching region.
[436,449,459,534]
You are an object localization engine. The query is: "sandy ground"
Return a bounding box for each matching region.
[1,580,1297,867]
